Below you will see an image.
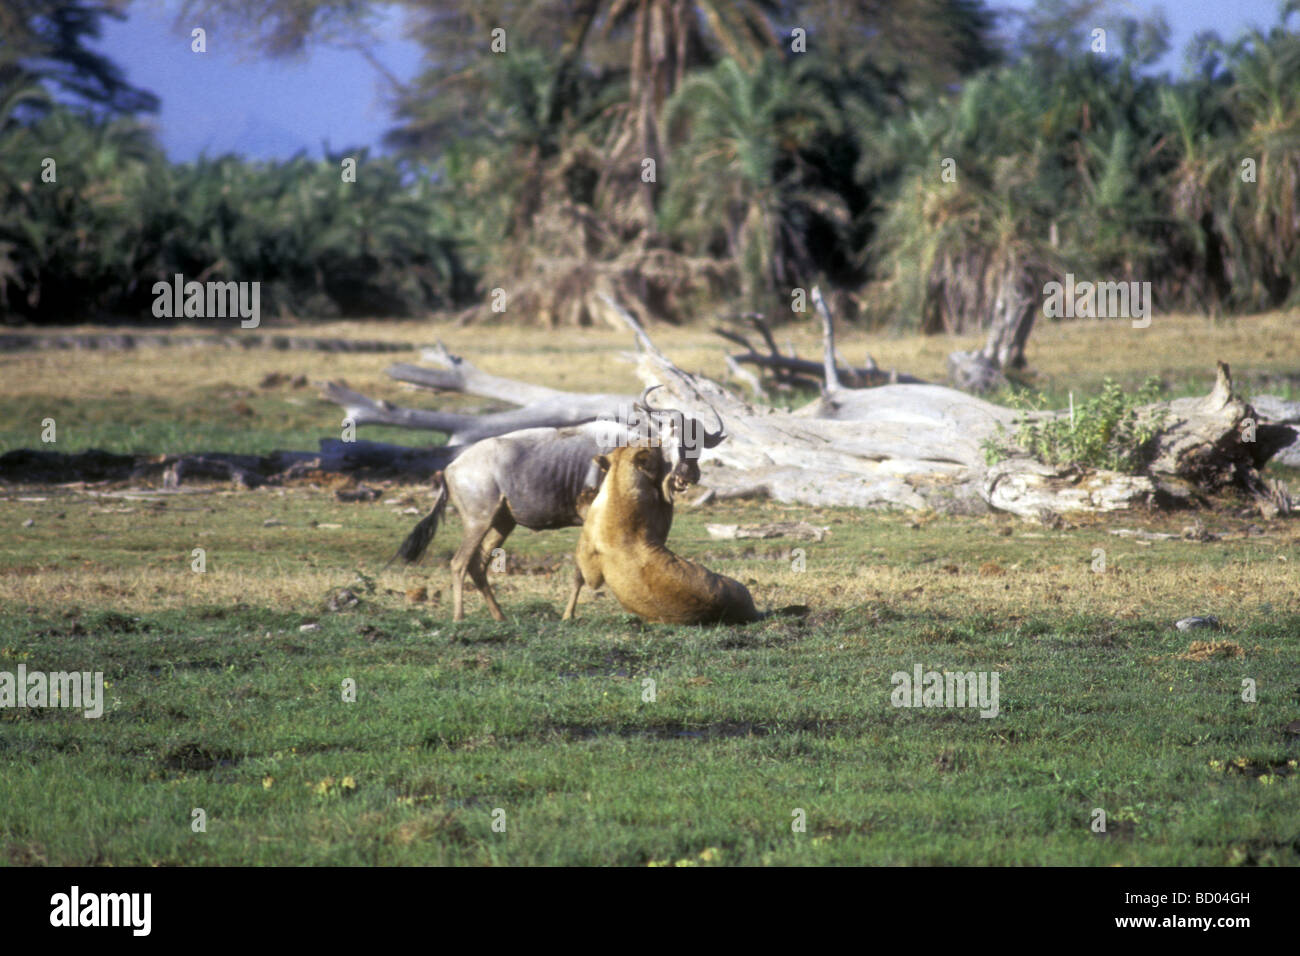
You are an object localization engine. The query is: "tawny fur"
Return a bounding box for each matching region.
[392,403,711,622]
[563,445,761,624]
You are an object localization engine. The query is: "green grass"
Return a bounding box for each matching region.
[2,318,1297,865]
[2,488,1297,866]
[0,391,448,457]
[2,603,1296,865]
[991,366,1300,411]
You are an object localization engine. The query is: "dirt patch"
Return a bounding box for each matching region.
[357,624,399,643]
[1212,755,1296,779]
[1092,819,1137,841]
[501,554,566,575]
[162,744,240,772]
[558,647,644,678]
[386,812,468,847]
[449,652,493,671]
[548,718,848,741]
[3,840,48,865]
[1177,640,1244,661]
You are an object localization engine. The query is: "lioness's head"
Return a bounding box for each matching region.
[593,445,670,506]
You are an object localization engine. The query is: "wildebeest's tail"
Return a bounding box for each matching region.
[387,472,448,568]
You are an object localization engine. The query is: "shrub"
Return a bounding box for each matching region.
[982,378,1167,473]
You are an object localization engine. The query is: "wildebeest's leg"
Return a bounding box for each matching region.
[467,507,515,622]
[450,509,498,622]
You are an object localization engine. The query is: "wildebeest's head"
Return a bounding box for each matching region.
[633,385,725,496]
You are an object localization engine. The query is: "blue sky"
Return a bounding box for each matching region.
[92,0,1290,162]
[95,1,423,160]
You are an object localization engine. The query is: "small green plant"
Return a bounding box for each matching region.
[982,378,1166,473]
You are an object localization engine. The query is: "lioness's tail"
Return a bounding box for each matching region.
[386,472,448,568]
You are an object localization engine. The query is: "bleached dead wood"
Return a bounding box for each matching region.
[707,522,830,542]
[320,342,640,445]
[304,299,1294,520]
[1252,395,1300,468]
[390,343,565,404]
[599,295,1006,511]
[713,294,927,390]
[321,380,635,445]
[1108,528,1181,541]
[595,294,1291,519]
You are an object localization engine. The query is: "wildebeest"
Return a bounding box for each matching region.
[394,387,724,621]
[563,444,762,624]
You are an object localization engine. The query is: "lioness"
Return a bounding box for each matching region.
[562,444,762,624]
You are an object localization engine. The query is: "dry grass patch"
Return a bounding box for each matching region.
[5,309,1296,410]
[1177,640,1245,661]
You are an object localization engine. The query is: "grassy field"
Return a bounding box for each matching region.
[1,311,1298,865]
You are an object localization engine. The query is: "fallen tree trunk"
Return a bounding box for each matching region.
[308,297,1294,519]
[22,304,1283,514]
[319,342,641,445]
[595,295,1292,518]
[321,381,635,445]
[1252,395,1300,469]
[387,343,567,404]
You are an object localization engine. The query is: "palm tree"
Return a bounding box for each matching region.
[1157,80,1234,311]
[1157,4,1300,313]
[775,0,1000,88]
[0,107,163,320]
[591,0,779,228]
[861,2,1187,382]
[0,0,158,115]
[865,64,1061,344]
[659,55,848,310]
[1217,10,1300,307]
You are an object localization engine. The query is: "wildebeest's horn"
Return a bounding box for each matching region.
[639,385,725,447]
[701,403,726,448]
[636,384,664,414]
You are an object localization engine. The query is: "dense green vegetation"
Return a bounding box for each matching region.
[2,1,1298,328]
[0,117,473,319]
[982,377,1168,472]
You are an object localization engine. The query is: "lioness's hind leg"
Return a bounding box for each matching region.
[564,537,605,621]
[561,566,584,621]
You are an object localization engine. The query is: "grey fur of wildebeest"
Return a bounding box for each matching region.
[394,389,724,622]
